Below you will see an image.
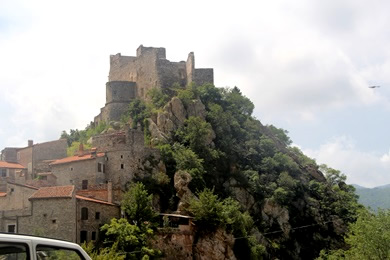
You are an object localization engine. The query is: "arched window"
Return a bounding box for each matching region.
[81,207,88,220]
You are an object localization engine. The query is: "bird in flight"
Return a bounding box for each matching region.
[368,86,380,88]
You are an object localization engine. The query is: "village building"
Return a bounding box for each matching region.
[16,185,120,243]
[0,161,26,186]
[0,139,67,180]
[50,148,107,191]
[0,182,38,233]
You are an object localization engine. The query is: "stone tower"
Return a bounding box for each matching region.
[94,45,214,124]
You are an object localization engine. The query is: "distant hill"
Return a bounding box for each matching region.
[353,184,390,210]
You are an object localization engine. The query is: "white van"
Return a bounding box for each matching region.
[0,233,91,260]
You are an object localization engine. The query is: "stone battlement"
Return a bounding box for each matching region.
[95,45,213,124]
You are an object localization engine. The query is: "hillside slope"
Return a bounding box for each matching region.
[354,184,390,210]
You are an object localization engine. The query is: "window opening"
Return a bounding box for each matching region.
[81,207,88,220]
[82,180,88,190]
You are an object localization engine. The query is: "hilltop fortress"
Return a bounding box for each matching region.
[94,45,214,124]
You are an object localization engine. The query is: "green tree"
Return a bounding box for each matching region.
[321,209,390,259]
[121,182,157,225]
[101,218,159,259]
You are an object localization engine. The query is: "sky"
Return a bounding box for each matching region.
[1,0,390,187]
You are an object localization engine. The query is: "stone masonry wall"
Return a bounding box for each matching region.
[0,183,36,211]
[18,197,77,242]
[76,199,120,243]
[32,139,67,163]
[51,156,107,190]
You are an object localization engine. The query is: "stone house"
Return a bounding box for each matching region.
[50,149,107,191]
[0,139,67,180]
[0,161,26,185]
[0,182,38,233]
[18,185,120,243]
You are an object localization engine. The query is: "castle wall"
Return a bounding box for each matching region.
[97,45,214,124]
[106,81,137,103]
[91,128,161,190]
[158,60,187,89]
[194,68,214,86]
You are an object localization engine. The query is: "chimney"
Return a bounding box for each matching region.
[90,148,97,158]
[78,143,84,157]
[107,180,113,203]
[28,140,33,147]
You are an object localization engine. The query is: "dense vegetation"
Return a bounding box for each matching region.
[126,84,361,259]
[64,83,363,259]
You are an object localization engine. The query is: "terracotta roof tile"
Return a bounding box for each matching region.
[76,195,117,206]
[0,192,6,197]
[7,182,39,190]
[50,153,105,166]
[0,161,25,169]
[30,185,74,199]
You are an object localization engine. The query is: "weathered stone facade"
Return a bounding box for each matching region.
[16,186,120,243]
[1,139,67,179]
[50,153,107,190]
[91,127,163,192]
[94,45,214,123]
[0,182,38,233]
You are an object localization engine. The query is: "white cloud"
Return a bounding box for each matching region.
[304,136,390,188]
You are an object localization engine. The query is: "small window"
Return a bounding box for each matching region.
[82,180,88,190]
[52,219,56,224]
[1,168,6,177]
[70,167,73,171]
[121,164,124,169]
[80,231,87,244]
[95,212,100,220]
[8,224,16,233]
[91,231,96,241]
[103,164,106,173]
[81,207,88,220]
[120,155,123,159]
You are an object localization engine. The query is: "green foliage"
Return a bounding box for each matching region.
[121,99,151,129]
[266,124,292,146]
[100,218,159,259]
[121,182,157,225]
[66,141,92,156]
[82,241,125,260]
[61,121,108,147]
[176,116,213,155]
[321,209,390,259]
[147,87,169,109]
[172,143,205,177]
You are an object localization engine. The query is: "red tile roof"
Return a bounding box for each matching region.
[76,195,117,206]
[50,153,105,166]
[7,182,39,190]
[30,185,74,199]
[0,192,6,197]
[0,161,25,169]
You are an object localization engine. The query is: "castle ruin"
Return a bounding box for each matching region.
[94,45,214,124]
